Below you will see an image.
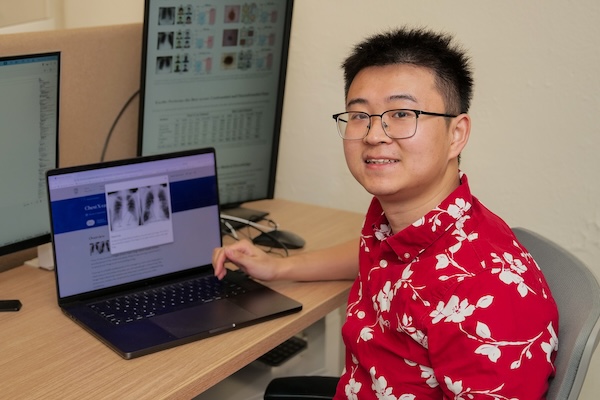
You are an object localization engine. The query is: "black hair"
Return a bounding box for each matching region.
[342,27,473,115]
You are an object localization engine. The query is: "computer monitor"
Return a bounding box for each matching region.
[0,52,60,266]
[137,0,294,222]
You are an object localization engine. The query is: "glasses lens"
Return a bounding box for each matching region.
[381,109,418,139]
[337,112,369,139]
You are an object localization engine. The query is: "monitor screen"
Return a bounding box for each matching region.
[0,52,60,256]
[137,0,293,217]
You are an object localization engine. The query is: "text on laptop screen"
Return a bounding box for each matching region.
[47,152,221,298]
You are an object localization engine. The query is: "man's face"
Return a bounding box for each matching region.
[343,64,463,208]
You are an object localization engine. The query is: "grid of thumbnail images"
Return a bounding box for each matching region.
[155,3,281,75]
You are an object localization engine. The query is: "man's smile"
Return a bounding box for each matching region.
[365,158,400,164]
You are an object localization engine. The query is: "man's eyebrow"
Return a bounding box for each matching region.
[346,98,367,108]
[346,94,418,108]
[389,94,417,103]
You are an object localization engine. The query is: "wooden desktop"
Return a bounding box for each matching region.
[0,199,363,399]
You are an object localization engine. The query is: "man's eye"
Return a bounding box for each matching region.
[390,110,410,119]
[349,112,369,121]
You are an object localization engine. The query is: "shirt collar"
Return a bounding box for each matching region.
[370,173,474,262]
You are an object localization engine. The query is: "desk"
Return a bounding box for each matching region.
[0,199,363,399]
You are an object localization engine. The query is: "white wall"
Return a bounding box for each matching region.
[4,0,600,397]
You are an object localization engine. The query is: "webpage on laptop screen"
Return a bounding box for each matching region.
[47,154,221,298]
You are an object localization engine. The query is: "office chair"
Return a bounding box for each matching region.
[264,227,600,400]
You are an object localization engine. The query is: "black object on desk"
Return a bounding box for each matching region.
[253,230,306,249]
[0,299,22,312]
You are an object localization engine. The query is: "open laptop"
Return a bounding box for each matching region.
[46,148,302,359]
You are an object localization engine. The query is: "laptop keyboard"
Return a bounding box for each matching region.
[89,275,247,325]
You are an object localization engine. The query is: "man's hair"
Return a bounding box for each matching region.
[342,27,473,115]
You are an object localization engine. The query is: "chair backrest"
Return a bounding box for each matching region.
[513,227,600,400]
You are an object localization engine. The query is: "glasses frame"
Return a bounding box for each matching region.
[332,109,459,140]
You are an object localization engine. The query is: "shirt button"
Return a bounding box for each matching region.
[404,253,410,259]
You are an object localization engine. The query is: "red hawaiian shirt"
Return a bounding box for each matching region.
[336,174,559,400]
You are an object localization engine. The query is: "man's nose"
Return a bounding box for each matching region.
[364,115,391,143]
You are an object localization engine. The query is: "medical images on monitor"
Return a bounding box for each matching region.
[151,3,280,76]
[105,182,174,255]
[106,184,171,232]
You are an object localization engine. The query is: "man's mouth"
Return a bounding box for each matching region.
[365,159,399,164]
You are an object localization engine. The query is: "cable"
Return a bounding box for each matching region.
[100,89,140,162]
[220,213,276,232]
[221,219,239,240]
[220,214,289,256]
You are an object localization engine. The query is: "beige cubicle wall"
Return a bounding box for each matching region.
[0,23,143,168]
[0,24,143,271]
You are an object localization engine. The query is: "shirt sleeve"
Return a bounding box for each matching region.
[426,269,558,399]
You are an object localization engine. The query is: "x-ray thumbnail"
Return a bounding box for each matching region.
[139,184,171,224]
[107,189,141,232]
[158,32,174,50]
[156,56,173,73]
[158,7,175,25]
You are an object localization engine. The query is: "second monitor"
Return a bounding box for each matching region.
[0,52,60,268]
[137,0,294,222]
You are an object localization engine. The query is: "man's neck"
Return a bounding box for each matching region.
[379,171,461,234]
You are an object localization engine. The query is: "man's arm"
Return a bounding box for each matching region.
[212,238,359,282]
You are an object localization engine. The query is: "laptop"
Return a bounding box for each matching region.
[46,148,302,359]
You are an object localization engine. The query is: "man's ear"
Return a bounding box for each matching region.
[448,113,471,160]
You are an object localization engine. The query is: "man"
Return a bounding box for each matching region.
[213,27,558,399]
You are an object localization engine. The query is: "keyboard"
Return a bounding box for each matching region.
[89,275,247,325]
[257,336,308,366]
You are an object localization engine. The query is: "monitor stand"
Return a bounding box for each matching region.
[24,242,54,271]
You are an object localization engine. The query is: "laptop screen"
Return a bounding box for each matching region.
[47,150,221,299]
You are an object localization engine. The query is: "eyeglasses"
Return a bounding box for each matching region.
[332,109,458,140]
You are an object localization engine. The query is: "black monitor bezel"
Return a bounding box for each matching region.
[0,51,61,257]
[136,0,294,209]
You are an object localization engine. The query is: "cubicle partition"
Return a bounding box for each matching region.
[0,24,142,271]
[0,24,142,167]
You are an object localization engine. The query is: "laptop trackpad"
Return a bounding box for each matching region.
[152,301,256,338]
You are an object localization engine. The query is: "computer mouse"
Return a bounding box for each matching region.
[252,229,306,249]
